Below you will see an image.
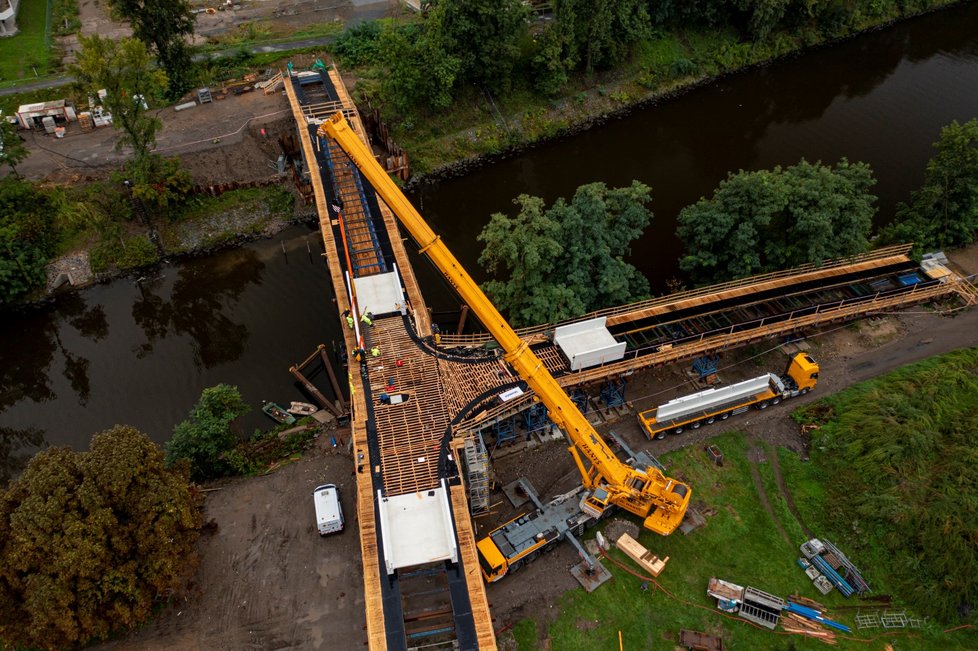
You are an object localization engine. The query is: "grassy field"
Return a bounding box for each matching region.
[0,0,52,83]
[509,428,975,650]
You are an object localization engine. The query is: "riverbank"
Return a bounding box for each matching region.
[37,185,315,306]
[395,0,970,184]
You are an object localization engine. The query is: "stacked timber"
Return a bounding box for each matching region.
[781,612,838,645]
[616,533,669,577]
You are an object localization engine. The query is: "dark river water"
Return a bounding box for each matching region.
[2,2,978,471]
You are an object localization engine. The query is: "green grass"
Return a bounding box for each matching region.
[0,0,53,83]
[510,618,537,651]
[198,20,342,53]
[535,431,972,650]
[792,348,978,625]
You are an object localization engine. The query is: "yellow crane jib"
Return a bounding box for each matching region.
[317,113,691,540]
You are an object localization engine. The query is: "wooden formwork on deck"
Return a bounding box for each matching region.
[284,72,391,650]
[364,321,449,496]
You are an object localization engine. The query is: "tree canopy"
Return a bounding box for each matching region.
[432,0,529,93]
[478,181,652,327]
[72,36,167,171]
[0,176,56,306]
[677,159,876,284]
[165,384,250,481]
[0,426,202,650]
[107,0,196,98]
[883,118,978,254]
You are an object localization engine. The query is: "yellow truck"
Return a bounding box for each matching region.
[638,353,819,439]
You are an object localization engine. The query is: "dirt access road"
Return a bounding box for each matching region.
[17,87,296,187]
[93,263,978,650]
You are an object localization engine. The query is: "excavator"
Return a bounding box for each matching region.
[318,113,691,582]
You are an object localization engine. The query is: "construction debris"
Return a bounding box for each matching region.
[707,577,744,613]
[784,601,851,633]
[799,538,869,596]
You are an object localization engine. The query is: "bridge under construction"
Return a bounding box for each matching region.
[283,66,976,651]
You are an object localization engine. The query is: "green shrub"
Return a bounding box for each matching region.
[669,57,698,78]
[90,234,158,272]
[332,20,383,66]
[165,384,250,481]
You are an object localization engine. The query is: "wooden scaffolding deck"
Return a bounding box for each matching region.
[364,320,449,495]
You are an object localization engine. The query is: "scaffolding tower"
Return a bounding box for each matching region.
[463,434,490,515]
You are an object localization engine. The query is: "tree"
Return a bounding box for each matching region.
[883,119,978,253]
[429,0,529,93]
[552,0,651,74]
[0,176,55,306]
[0,426,202,650]
[677,159,876,284]
[734,0,791,40]
[165,384,250,481]
[0,119,28,177]
[72,36,167,171]
[379,23,460,115]
[479,181,652,327]
[107,0,196,98]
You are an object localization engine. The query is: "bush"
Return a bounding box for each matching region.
[669,57,698,78]
[89,234,159,273]
[0,177,55,305]
[165,384,250,481]
[332,20,384,66]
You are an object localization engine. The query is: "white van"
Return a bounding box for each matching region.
[313,484,344,536]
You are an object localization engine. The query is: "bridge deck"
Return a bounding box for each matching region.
[286,68,494,651]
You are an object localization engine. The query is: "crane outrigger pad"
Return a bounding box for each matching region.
[569,557,613,592]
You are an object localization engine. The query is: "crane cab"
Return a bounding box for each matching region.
[784,353,819,393]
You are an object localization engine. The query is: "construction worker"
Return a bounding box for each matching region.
[370,347,381,357]
[361,311,374,327]
[343,309,354,329]
[432,323,441,346]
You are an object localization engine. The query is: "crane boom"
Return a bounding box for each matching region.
[318,113,690,535]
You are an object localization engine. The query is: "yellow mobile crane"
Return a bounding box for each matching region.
[318,113,691,578]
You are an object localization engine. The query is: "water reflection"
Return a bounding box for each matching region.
[131,248,265,369]
[0,426,45,484]
[0,293,107,412]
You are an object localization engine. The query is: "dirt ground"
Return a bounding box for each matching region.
[94,432,366,651]
[18,87,295,186]
[60,0,396,61]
